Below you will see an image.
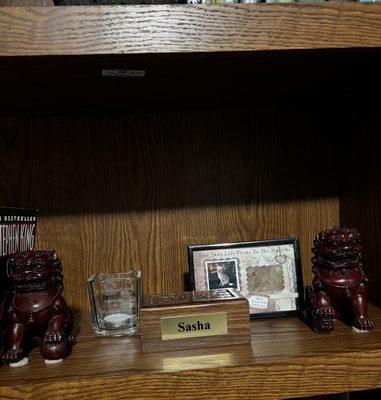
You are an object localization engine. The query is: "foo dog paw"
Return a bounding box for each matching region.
[310,310,335,333]
[313,317,334,333]
[2,349,25,365]
[352,317,375,332]
[40,337,71,361]
[313,307,335,319]
[44,331,65,344]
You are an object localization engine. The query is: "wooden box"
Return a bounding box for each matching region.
[140,289,251,353]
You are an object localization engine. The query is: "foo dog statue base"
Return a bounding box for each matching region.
[352,326,371,334]
[45,358,63,364]
[304,227,375,334]
[9,357,29,368]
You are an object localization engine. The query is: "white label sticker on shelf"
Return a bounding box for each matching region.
[249,295,268,309]
[102,69,146,78]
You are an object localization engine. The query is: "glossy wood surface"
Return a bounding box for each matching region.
[1,305,381,399]
[0,3,381,56]
[0,109,340,312]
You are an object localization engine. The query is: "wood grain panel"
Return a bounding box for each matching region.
[340,107,381,307]
[0,0,53,6]
[0,3,381,56]
[0,108,340,311]
[1,306,381,399]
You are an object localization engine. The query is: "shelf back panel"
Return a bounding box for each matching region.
[340,107,381,307]
[0,108,340,311]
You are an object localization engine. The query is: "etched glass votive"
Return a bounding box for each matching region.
[87,271,141,336]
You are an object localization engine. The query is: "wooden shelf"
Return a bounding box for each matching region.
[1,305,381,399]
[0,3,381,57]
[1,2,381,400]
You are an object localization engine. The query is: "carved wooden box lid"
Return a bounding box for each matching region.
[142,289,245,308]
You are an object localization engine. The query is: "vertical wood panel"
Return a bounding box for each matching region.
[0,108,340,311]
[340,108,381,307]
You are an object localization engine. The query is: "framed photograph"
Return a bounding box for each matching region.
[188,238,303,319]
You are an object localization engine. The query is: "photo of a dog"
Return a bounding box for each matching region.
[205,259,240,291]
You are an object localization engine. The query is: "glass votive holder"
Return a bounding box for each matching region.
[87,271,141,337]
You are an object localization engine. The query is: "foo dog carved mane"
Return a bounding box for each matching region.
[1,250,74,366]
[305,227,375,333]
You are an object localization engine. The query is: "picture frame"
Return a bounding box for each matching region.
[188,238,304,319]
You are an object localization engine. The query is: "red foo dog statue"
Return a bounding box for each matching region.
[1,250,74,367]
[305,227,375,333]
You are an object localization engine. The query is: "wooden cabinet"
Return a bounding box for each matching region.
[0,2,381,399]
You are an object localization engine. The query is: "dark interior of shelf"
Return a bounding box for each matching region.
[0,48,380,113]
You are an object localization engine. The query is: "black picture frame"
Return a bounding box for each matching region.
[188,238,304,319]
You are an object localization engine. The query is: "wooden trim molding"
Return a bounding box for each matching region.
[0,3,381,56]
